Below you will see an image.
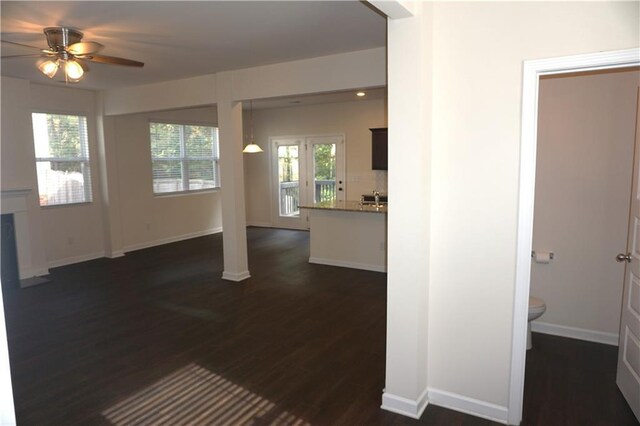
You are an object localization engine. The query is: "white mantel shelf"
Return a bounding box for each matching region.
[0,187,48,280]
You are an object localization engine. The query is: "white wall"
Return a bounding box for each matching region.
[29,84,107,267]
[243,98,387,226]
[1,78,104,269]
[423,0,639,415]
[1,77,49,277]
[113,107,223,251]
[104,48,385,116]
[531,70,639,342]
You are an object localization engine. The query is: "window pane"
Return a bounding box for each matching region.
[278,145,299,217]
[32,113,91,206]
[150,123,181,158]
[152,160,184,193]
[187,160,216,190]
[185,126,217,158]
[149,123,220,194]
[36,161,91,206]
[313,144,336,203]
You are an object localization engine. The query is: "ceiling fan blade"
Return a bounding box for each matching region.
[80,54,143,67]
[68,41,104,56]
[1,54,46,59]
[1,40,43,50]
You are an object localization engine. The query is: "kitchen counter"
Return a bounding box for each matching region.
[300,200,387,214]
[300,200,387,272]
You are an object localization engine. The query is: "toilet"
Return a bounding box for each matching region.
[527,296,546,350]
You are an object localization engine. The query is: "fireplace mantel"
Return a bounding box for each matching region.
[1,188,32,215]
[0,188,48,280]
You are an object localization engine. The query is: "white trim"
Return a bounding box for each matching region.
[428,388,508,424]
[510,48,640,426]
[269,133,346,229]
[18,265,49,280]
[48,251,105,269]
[368,0,414,19]
[221,270,251,282]
[246,221,273,228]
[309,256,387,273]
[106,250,125,259]
[531,321,619,346]
[381,387,429,419]
[123,227,223,253]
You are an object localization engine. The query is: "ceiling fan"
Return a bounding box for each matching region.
[1,27,144,83]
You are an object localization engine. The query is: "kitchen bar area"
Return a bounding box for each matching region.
[300,196,387,273]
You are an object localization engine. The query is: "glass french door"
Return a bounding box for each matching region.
[271,135,345,229]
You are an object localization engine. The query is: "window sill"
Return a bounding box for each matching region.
[153,188,220,198]
[41,201,93,209]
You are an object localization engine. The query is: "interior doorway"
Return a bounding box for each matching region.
[270,134,345,230]
[509,48,640,425]
[527,67,640,421]
[530,69,639,344]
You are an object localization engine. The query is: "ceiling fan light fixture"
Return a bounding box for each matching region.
[38,59,59,78]
[64,60,84,81]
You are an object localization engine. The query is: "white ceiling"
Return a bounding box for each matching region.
[0,1,386,91]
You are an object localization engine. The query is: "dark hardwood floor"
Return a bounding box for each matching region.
[1,227,637,425]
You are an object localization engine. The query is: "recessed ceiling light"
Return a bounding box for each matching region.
[356,91,366,97]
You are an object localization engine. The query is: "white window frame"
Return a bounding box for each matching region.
[149,121,220,196]
[31,112,93,207]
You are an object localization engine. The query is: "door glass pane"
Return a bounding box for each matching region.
[278,145,300,217]
[313,143,336,203]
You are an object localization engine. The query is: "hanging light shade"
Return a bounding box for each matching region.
[64,60,84,81]
[38,60,59,78]
[243,143,263,153]
[243,100,263,153]
[37,57,85,83]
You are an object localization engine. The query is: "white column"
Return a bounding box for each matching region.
[382,2,433,419]
[216,72,250,281]
[95,92,124,258]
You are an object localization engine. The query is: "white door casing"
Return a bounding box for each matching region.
[510,48,640,425]
[616,87,640,422]
[270,134,345,230]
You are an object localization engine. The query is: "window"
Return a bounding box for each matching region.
[149,122,220,194]
[31,113,92,206]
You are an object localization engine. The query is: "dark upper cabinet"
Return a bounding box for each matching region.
[370,127,388,170]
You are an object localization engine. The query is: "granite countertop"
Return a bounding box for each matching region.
[299,200,388,214]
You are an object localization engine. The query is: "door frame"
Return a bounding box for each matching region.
[508,48,640,425]
[269,133,346,230]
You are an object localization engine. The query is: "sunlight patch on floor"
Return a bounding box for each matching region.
[102,363,309,425]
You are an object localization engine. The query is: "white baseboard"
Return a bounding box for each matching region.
[531,321,619,346]
[221,270,251,282]
[123,227,223,253]
[309,256,387,273]
[428,388,508,424]
[19,265,49,280]
[381,387,429,419]
[48,251,106,269]
[246,222,273,228]
[106,250,125,259]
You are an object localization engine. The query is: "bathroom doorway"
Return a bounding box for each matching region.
[508,49,640,425]
[530,68,639,346]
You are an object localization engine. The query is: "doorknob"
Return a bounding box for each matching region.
[616,253,632,263]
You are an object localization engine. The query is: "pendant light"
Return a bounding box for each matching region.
[243,100,263,153]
